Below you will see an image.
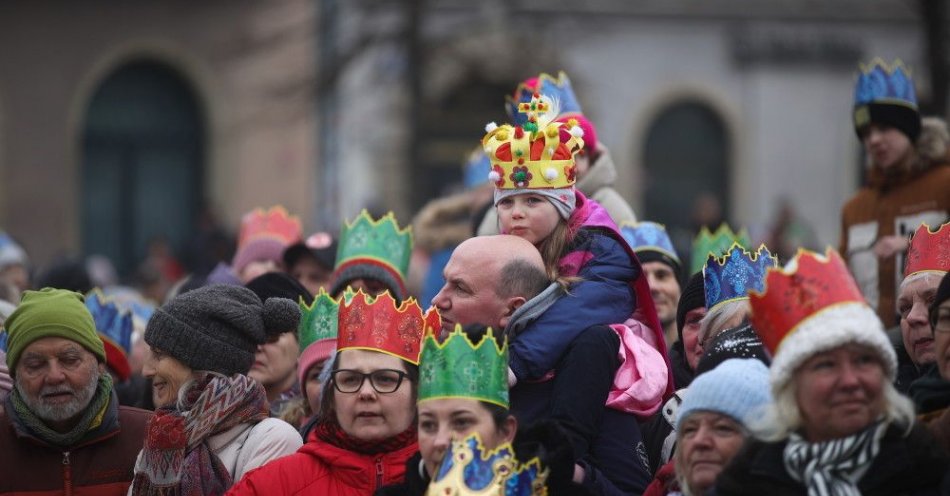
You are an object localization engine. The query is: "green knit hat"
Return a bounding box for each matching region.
[4,288,105,372]
[418,326,509,408]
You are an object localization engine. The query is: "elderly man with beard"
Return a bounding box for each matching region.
[0,288,151,495]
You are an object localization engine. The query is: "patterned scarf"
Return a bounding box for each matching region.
[9,373,113,448]
[131,373,269,496]
[315,418,417,455]
[783,420,887,496]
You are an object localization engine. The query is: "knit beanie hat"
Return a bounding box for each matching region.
[297,338,336,389]
[676,271,706,341]
[931,272,950,326]
[246,272,314,307]
[329,265,405,302]
[144,284,300,375]
[5,288,106,372]
[493,187,577,221]
[676,358,772,430]
[853,58,921,142]
[695,323,770,375]
[232,238,286,277]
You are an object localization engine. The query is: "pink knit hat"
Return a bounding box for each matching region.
[297,338,336,390]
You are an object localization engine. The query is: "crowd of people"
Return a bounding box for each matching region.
[0,58,949,495]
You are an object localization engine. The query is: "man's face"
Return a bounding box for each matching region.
[15,337,101,430]
[432,245,509,332]
[643,261,681,328]
[290,257,333,297]
[862,123,912,171]
[898,275,940,367]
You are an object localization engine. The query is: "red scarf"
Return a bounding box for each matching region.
[315,418,418,455]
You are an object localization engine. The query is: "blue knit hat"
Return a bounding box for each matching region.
[676,358,771,430]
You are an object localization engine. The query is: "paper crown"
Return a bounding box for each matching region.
[427,433,548,496]
[483,93,585,191]
[904,222,950,278]
[703,244,777,313]
[337,290,440,364]
[237,205,302,248]
[619,221,681,266]
[335,210,413,284]
[853,58,917,109]
[464,148,492,190]
[505,71,582,126]
[85,289,134,381]
[690,224,751,274]
[749,248,868,354]
[418,326,509,408]
[298,288,340,352]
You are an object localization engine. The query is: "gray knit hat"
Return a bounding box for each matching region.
[144,284,300,375]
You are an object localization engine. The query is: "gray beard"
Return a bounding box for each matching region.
[16,367,99,423]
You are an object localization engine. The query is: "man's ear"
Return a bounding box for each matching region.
[497,296,527,329]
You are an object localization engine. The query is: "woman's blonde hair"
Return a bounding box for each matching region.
[697,300,751,348]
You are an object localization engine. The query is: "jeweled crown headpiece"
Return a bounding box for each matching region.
[333,210,413,298]
[690,223,751,274]
[505,71,582,126]
[85,289,134,381]
[703,244,777,313]
[299,288,340,352]
[620,221,681,267]
[336,289,440,364]
[426,433,548,496]
[904,222,950,278]
[236,205,302,249]
[853,58,920,139]
[418,326,509,408]
[483,92,585,191]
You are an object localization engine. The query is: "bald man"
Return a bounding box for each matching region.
[432,235,652,495]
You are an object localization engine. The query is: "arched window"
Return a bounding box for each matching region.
[82,60,204,277]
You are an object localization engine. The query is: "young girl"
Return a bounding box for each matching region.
[482,95,673,416]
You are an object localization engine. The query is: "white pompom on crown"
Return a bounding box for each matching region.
[488,170,501,182]
[569,125,584,138]
[485,122,498,133]
[544,168,558,181]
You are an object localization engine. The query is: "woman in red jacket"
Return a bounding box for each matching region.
[226,291,439,496]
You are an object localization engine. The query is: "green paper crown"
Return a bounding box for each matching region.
[335,210,413,280]
[298,289,340,352]
[418,326,509,408]
[690,223,751,274]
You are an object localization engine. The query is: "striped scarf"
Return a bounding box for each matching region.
[783,420,887,496]
[131,373,269,496]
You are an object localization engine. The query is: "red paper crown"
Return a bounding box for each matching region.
[749,248,866,354]
[904,222,950,277]
[337,290,441,364]
[237,205,302,248]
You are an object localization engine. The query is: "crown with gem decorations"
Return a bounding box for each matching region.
[483,92,585,191]
[620,221,681,267]
[85,289,134,381]
[236,205,302,248]
[426,433,548,496]
[904,222,950,278]
[298,288,341,352]
[690,224,751,274]
[505,71,582,126]
[334,210,413,292]
[703,244,777,313]
[336,289,439,364]
[419,326,509,408]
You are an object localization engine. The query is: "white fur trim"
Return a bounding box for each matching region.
[769,302,896,391]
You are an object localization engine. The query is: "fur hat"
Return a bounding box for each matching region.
[144,284,300,375]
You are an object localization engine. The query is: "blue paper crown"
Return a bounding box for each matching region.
[464,148,491,190]
[619,221,680,266]
[505,71,583,127]
[703,244,777,312]
[428,433,548,496]
[853,58,917,109]
[85,290,133,355]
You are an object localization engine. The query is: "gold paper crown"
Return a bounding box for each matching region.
[482,92,585,191]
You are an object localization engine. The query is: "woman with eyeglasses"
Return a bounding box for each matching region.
[912,272,950,453]
[227,291,437,496]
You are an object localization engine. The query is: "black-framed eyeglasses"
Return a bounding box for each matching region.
[931,306,950,334]
[331,369,409,394]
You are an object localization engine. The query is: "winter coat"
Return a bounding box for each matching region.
[211,417,302,482]
[0,393,151,496]
[713,423,950,496]
[226,437,419,496]
[476,146,636,236]
[374,452,428,496]
[840,117,950,328]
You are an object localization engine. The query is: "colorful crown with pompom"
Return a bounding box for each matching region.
[505,71,582,126]
[703,244,777,313]
[335,210,413,288]
[85,289,134,381]
[298,288,340,352]
[690,224,751,274]
[620,221,680,266]
[419,326,509,408]
[427,433,548,496]
[904,222,950,278]
[236,205,302,248]
[749,248,870,355]
[483,92,585,191]
[337,289,439,364]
